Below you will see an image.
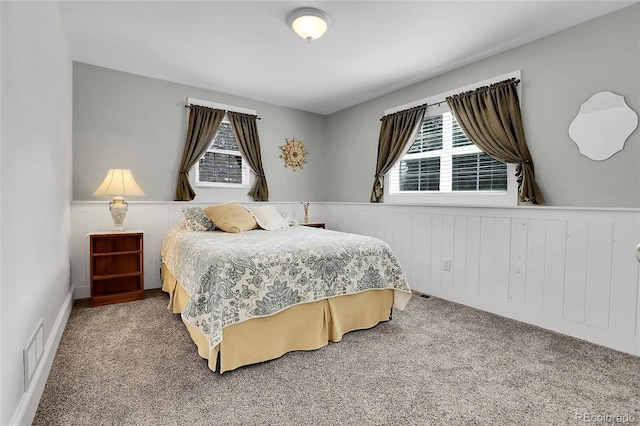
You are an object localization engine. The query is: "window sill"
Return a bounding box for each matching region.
[195,184,250,190]
[384,191,517,207]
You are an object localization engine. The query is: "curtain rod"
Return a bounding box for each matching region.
[380,103,428,121]
[444,78,521,102]
[184,104,261,120]
[385,78,521,118]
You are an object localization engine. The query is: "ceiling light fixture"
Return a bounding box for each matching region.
[287,7,331,43]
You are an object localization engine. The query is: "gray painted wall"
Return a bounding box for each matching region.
[73,63,326,202]
[74,5,639,208]
[1,2,73,423]
[325,4,640,207]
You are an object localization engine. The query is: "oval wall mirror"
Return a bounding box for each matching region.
[568,91,638,161]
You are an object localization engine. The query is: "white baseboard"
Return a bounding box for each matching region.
[73,284,90,300]
[10,288,73,426]
[73,281,162,301]
[427,286,640,357]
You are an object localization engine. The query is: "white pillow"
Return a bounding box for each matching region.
[248,205,290,230]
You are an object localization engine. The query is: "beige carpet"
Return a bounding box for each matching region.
[33,290,639,425]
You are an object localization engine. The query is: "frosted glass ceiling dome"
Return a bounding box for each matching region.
[287,7,331,42]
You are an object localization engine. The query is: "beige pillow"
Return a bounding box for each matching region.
[204,202,257,233]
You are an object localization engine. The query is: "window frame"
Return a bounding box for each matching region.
[383,71,521,207]
[187,98,254,190]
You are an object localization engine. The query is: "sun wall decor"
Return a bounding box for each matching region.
[279,138,308,171]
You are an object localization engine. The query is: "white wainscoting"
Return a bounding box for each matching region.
[70,201,640,356]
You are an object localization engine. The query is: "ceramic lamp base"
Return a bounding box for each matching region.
[109,196,128,230]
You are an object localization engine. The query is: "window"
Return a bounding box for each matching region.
[195,118,250,188]
[390,109,507,195]
[384,71,519,206]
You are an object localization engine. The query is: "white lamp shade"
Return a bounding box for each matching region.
[93,169,145,197]
[287,8,331,41]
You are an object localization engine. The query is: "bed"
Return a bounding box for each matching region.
[160,204,411,373]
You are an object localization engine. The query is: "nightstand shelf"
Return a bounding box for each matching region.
[301,222,325,229]
[90,232,144,307]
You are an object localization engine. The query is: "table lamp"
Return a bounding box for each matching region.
[93,169,145,230]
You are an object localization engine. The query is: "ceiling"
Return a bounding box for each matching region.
[58,1,637,115]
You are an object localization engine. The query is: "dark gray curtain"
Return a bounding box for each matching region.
[446,78,544,204]
[227,111,269,201]
[370,105,427,203]
[175,105,226,201]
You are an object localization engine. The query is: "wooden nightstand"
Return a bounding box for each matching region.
[301,222,325,229]
[89,231,144,307]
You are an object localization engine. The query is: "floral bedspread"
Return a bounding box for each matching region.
[161,223,411,350]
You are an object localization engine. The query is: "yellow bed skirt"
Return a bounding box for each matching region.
[161,263,394,373]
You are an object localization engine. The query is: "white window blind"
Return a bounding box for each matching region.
[389,111,507,194]
[195,119,250,188]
